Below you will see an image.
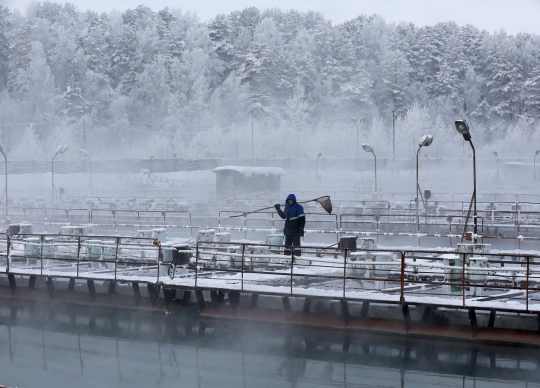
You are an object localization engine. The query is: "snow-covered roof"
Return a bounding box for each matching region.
[213,165,286,177]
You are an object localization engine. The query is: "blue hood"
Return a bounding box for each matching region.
[286,194,297,202]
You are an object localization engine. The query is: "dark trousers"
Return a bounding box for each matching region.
[284,235,301,257]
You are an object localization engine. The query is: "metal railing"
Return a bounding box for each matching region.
[0,233,171,285]
[182,241,540,313]
[1,208,197,236]
[2,235,540,314]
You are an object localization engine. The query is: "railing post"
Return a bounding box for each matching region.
[40,234,44,276]
[462,252,466,308]
[526,256,530,312]
[398,251,405,303]
[6,234,10,273]
[241,244,245,292]
[76,236,81,278]
[343,248,347,299]
[290,244,294,296]
[114,237,119,282]
[157,243,161,284]
[195,242,199,288]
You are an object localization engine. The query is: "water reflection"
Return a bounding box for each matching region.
[0,303,539,388]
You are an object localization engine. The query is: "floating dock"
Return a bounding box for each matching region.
[1,230,540,347]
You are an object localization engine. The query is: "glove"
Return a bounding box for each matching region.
[300,229,304,237]
[274,204,281,211]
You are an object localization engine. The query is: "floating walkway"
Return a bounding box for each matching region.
[1,233,540,346]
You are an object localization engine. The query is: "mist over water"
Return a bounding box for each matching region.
[0,303,539,388]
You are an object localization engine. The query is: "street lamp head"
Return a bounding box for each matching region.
[493,151,498,157]
[317,152,322,158]
[454,119,471,141]
[78,149,90,158]
[536,150,540,156]
[54,144,69,156]
[418,134,434,147]
[362,144,374,154]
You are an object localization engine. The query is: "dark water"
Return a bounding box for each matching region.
[0,303,539,388]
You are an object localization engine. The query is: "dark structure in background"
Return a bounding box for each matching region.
[213,166,286,197]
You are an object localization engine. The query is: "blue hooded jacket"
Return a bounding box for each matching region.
[277,194,305,236]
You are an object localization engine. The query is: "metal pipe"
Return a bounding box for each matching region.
[416,145,421,232]
[469,139,477,243]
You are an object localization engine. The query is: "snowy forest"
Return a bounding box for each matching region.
[1,3,540,160]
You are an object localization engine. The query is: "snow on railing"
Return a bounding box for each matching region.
[184,241,540,313]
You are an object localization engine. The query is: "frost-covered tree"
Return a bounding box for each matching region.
[339,64,373,116]
[11,125,44,160]
[111,24,139,93]
[379,49,412,115]
[63,74,84,120]
[1,3,540,159]
[0,6,11,89]
[209,72,249,125]
[13,42,56,120]
[284,79,313,129]
[485,37,524,119]
[523,65,540,118]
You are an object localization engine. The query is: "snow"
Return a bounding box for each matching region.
[4,239,540,314]
[213,166,286,177]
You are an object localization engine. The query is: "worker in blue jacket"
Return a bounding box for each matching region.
[274,194,305,257]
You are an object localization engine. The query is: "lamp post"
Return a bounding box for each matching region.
[494,151,499,181]
[78,149,92,191]
[362,144,377,195]
[316,152,322,182]
[454,119,477,243]
[535,150,540,182]
[0,144,7,216]
[52,145,68,205]
[416,135,434,232]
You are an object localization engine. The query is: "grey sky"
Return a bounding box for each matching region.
[4,0,540,35]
